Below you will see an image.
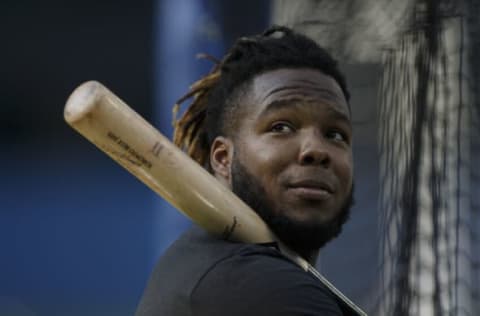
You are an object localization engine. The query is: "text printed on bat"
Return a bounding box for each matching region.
[107,131,153,168]
[150,142,164,157]
[221,216,238,240]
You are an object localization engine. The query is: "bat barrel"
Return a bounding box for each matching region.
[64,81,102,123]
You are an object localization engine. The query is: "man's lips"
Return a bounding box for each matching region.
[287,179,334,200]
[288,179,334,192]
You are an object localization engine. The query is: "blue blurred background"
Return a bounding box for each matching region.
[0,1,272,315]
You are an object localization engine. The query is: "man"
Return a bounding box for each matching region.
[136,26,357,315]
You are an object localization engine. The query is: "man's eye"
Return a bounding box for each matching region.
[327,130,347,142]
[270,122,294,133]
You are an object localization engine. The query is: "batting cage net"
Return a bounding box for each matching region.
[272,1,480,315]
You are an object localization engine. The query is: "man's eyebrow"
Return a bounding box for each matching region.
[263,85,341,102]
[325,107,351,125]
[259,98,351,124]
[259,99,301,116]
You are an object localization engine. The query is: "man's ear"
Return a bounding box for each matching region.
[210,136,234,187]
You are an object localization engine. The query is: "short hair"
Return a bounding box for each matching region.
[173,25,350,168]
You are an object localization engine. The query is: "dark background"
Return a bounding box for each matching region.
[0,1,270,315]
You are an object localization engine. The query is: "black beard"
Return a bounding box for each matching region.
[231,157,354,256]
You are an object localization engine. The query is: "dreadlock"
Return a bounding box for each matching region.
[173,25,350,169]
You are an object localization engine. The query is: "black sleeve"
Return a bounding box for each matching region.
[190,250,343,316]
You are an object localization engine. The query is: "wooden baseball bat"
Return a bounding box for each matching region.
[64,80,275,244]
[64,81,366,315]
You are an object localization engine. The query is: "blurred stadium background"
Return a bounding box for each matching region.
[1,1,478,315]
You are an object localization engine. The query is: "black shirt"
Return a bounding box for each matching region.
[135,226,348,316]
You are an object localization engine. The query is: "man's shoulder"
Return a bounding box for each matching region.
[144,226,292,292]
[137,227,343,316]
[162,225,285,262]
[189,234,342,315]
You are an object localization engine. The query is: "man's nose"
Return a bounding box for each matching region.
[298,132,330,166]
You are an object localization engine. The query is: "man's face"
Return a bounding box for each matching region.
[214,68,354,252]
